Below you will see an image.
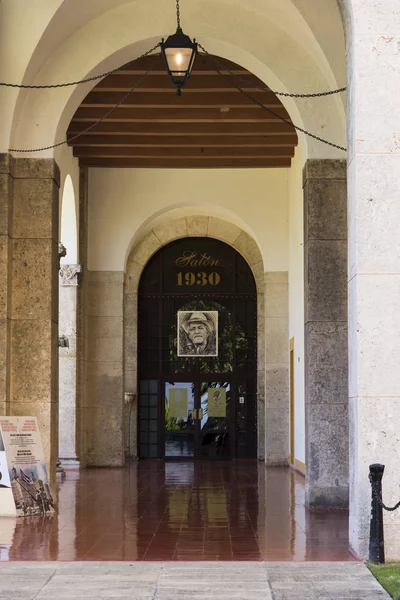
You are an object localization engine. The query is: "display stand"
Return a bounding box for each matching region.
[0,417,55,517]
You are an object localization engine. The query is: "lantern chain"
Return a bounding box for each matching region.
[0,38,345,98]
[8,48,160,153]
[7,39,347,153]
[176,0,181,30]
[201,48,346,99]
[198,43,346,152]
[0,42,161,90]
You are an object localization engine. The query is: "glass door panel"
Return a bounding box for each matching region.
[199,382,231,459]
[165,382,195,458]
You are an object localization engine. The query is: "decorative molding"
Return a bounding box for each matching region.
[59,264,82,286]
[58,334,69,348]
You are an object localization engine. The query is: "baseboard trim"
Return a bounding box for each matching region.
[293,459,306,476]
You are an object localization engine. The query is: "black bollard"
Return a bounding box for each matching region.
[369,463,385,564]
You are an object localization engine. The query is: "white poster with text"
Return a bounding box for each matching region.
[0,417,55,517]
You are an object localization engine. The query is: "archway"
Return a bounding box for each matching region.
[123,214,283,462]
[136,237,257,460]
[5,2,382,564]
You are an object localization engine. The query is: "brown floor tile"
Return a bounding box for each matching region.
[0,461,356,562]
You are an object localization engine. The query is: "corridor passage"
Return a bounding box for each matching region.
[0,461,357,561]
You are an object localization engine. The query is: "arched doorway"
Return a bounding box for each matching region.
[137,237,257,460]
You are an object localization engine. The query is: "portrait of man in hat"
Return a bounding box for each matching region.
[178,311,218,357]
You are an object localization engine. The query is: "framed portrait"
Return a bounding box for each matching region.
[177,311,218,357]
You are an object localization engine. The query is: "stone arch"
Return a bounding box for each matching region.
[126,215,264,295]
[124,215,277,460]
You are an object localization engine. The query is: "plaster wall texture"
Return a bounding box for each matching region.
[88,168,289,273]
[288,149,306,466]
[303,159,348,509]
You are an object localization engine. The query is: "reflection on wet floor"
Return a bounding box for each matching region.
[0,461,358,561]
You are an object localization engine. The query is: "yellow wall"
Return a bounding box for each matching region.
[88,167,289,272]
[88,162,306,465]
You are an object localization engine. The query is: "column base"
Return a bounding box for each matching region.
[60,458,80,469]
[307,485,349,509]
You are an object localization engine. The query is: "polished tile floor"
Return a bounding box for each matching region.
[0,461,358,561]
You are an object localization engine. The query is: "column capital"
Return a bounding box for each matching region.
[59,264,82,286]
[303,158,347,187]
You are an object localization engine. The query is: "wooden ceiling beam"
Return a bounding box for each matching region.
[116,55,248,72]
[81,91,281,108]
[67,121,296,136]
[72,146,295,158]
[78,157,292,168]
[114,69,249,75]
[72,106,290,122]
[68,134,298,147]
[95,73,266,90]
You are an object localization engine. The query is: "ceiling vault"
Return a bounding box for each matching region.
[67,54,298,168]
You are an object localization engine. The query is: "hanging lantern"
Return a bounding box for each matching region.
[160,1,197,95]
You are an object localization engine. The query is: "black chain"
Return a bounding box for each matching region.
[176,0,181,29]
[204,50,346,98]
[0,42,161,90]
[8,47,160,153]
[7,38,347,153]
[369,473,400,512]
[0,36,345,98]
[198,43,346,152]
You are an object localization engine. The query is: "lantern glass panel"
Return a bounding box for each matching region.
[165,47,193,78]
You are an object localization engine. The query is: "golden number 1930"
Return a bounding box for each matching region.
[177,272,221,286]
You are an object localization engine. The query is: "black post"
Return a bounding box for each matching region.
[369,463,385,564]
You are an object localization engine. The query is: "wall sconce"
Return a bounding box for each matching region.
[58,335,69,348]
[124,392,136,406]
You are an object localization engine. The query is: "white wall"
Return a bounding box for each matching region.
[288,149,306,465]
[88,168,289,273]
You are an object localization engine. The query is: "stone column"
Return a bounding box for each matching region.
[0,154,12,415]
[59,264,82,465]
[303,159,348,508]
[344,2,400,560]
[10,158,59,484]
[85,271,124,467]
[264,272,289,465]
